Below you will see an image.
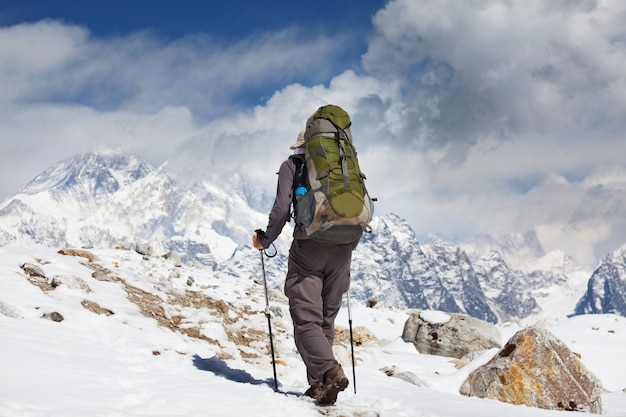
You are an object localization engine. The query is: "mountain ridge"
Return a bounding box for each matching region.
[1,150,624,323]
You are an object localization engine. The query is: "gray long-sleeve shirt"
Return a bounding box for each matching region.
[261,155,303,249]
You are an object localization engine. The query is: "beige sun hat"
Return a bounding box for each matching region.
[289,129,306,150]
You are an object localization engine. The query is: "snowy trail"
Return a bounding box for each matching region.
[1,244,625,417]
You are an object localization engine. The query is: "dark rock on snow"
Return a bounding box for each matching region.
[402,310,502,359]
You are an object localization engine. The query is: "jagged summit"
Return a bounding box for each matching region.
[20,151,153,205]
[0,151,245,262]
[575,245,626,316]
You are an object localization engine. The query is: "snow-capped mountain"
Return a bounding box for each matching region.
[0,152,152,247]
[420,236,497,323]
[473,251,540,323]
[575,244,626,317]
[0,150,614,323]
[0,151,286,265]
[20,151,153,204]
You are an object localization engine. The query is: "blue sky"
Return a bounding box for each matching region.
[0,0,384,113]
[1,0,384,40]
[1,0,626,267]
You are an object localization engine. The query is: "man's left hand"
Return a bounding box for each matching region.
[252,231,264,250]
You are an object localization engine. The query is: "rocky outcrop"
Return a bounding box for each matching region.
[58,248,97,262]
[335,325,379,347]
[402,310,502,359]
[460,325,604,413]
[21,262,55,291]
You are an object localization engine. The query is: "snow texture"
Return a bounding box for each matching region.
[1,243,625,417]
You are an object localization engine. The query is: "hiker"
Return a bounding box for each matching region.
[252,109,369,405]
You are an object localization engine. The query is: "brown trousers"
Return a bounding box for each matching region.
[284,238,353,386]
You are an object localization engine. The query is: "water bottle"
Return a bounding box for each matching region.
[295,183,307,199]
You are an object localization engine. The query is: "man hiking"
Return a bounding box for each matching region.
[252,105,372,405]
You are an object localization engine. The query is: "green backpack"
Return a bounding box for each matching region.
[294,104,374,244]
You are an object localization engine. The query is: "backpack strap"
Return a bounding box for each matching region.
[289,154,306,213]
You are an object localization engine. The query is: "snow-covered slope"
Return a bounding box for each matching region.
[1,242,625,417]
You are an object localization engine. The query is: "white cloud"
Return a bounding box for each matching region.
[0,19,344,195]
[0,20,86,73]
[0,20,343,116]
[344,0,626,265]
[2,1,626,267]
[167,71,400,194]
[0,103,199,194]
[364,0,626,148]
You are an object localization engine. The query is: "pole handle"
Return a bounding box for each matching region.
[255,230,277,258]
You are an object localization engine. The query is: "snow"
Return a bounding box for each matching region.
[419,310,451,325]
[1,242,625,417]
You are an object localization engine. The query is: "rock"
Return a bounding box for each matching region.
[20,263,46,278]
[58,248,96,262]
[402,310,502,359]
[163,251,183,267]
[135,241,152,257]
[92,271,114,282]
[381,365,429,387]
[81,300,114,316]
[328,325,379,367]
[42,312,64,322]
[21,262,55,291]
[335,325,379,347]
[460,325,604,414]
[51,274,91,293]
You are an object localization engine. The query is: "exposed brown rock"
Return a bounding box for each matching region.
[335,325,379,347]
[81,300,114,316]
[21,262,55,292]
[460,325,604,413]
[57,248,96,262]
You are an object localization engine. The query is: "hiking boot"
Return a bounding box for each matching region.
[304,383,323,399]
[316,364,349,406]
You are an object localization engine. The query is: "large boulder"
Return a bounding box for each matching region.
[402,310,502,359]
[460,325,604,413]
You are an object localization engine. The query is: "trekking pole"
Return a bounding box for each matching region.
[347,290,357,394]
[256,231,279,392]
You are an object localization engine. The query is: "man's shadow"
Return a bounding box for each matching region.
[192,354,278,389]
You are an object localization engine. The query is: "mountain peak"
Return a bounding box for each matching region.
[20,151,154,205]
[574,244,626,316]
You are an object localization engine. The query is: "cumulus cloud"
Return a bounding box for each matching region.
[348,0,626,265]
[364,0,626,151]
[167,71,399,193]
[0,20,343,117]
